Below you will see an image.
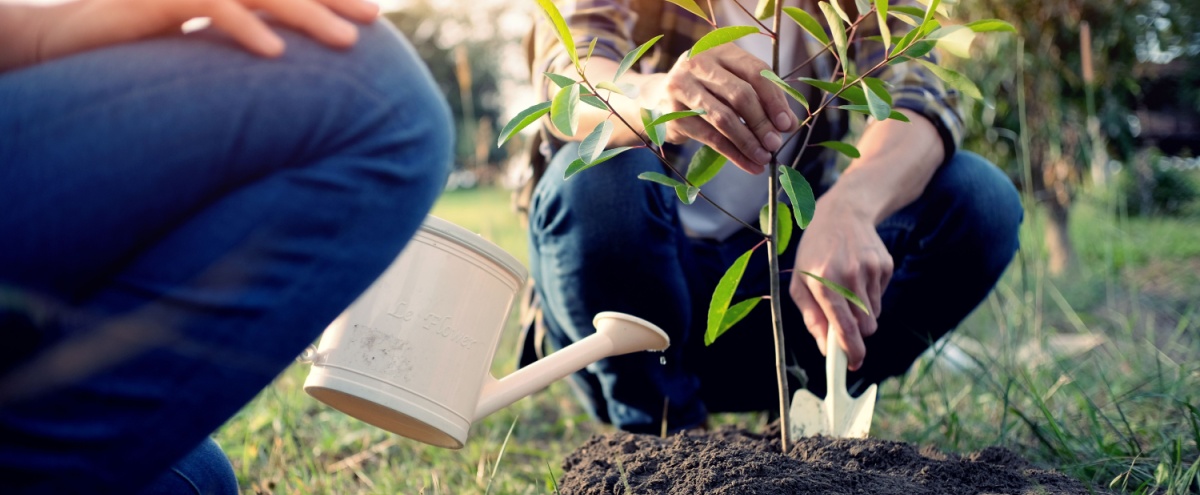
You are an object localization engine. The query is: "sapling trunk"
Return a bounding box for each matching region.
[767,0,790,454]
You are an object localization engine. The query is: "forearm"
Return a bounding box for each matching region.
[817,108,945,224]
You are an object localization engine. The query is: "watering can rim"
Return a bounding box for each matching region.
[420,215,528,284]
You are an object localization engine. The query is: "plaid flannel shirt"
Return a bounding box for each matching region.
[530,0,965,190]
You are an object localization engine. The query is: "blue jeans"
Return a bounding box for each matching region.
[0,21,452,493]
[528,144,1022,433]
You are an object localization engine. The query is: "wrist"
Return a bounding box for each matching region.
[815,180,883,226]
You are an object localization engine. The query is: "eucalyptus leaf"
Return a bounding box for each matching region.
[754,0,775,19]
[839,105,913,122]
[648,109,707,128]
[595,81,627,97]
[580,95,609,110]
[854,0,870,17]
[710,298,761,344]
[578,120,614,164]
[863,77,892,104]
[930,25,976,58]
[875,0,891,51]
[921,0,941,25]
[914,58,983,100]
[760,70,809,111]
[783,7,830,45]
[816,140,861,158]
[564,146,633,179]
[686,145,728,187]
[798,77,866,105]
[888,110,911,122]
[965,19,1017,33]
[666,0,709,22]
[690,26,760,58]
[862,79,891,121]
[615,35,664,81]
[497,101,551,147]
[799,271,871,315]
[637,171,686,188]
[779,166,815,229]
[584,38,598,65]
[551,83,581,136]
[706,249,754,346]
[829,0,851,24]
[641,108,666,147]
[888,6,923,27]
[544,72,577,88]
[819,2,849,66]
[533,0,578,70]
[760,202,794,256]
[675,184,701,204]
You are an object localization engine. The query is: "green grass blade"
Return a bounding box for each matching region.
[484,414,520,495]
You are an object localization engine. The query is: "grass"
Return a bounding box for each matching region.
[215,185,1199,494]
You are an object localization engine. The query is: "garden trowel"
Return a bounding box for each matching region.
[788,330,877,440]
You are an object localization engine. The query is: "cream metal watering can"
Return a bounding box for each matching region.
[302,215,670,449]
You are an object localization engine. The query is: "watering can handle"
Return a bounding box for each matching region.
[824,330,849,399]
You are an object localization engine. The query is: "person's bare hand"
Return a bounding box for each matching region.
[789,200,892,371]
[38,0,380,62]
[638,43,799,174]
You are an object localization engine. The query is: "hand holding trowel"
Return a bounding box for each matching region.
[788,329,877,440]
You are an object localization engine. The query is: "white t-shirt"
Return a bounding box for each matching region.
[677,0,808,241]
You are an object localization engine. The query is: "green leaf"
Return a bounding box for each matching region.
[798,78,865,105]
[637,171,686,188]
[783,7,830,45]
[584,38,598,65]
[819,2,849,66]
[497,101,551,147]
[690,26,760,58]
[828,0,851,24]
[595,81,627,97]
[666,0,709,22]
[533,0,578,70]
[913,58,983,100]
[614,35,664,81]
[862,79,891,121]
[875,0,891,51]
[921,0,942,25]
[779,166,815,229]
[754,0,775,19]
[578,120,614,164]
[760,202,794,256]
[544,72,577,88]
[564,146,633,179]
[648,109,707,128]
[965,19,1017,33]
[675,184,700,204]
[759,70,809,111]
[888,6,923,27]
[863,77,892,104]
[930,25,976,58]
[686,144,728,187]
[838,105,912,122]
[580,95,608,110]
[706,249,754,346]
[888,110,911,122]
[901,39,938,59]
[551,83,581,136]
[641,108,665,147]
[854,0,870,17]
[798,271,871,315]
[816,140,861,158]
[710,297,761,344]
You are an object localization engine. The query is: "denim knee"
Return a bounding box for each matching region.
[137,438,237,495]
[931,151,1023,272]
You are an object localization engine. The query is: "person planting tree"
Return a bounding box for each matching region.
[511,0,1023,438]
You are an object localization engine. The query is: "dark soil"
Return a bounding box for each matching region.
[559,424,1105,494]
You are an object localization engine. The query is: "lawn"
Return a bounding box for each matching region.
[214,185,1199,494]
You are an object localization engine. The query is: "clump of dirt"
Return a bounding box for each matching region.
[559,424,1103,494]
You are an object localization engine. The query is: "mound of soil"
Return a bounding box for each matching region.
[559,424,1103,494]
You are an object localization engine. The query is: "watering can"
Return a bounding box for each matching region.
[788,330,877,440]
[302,215,670,449]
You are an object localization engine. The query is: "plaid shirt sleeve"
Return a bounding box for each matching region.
[846,0,965,160]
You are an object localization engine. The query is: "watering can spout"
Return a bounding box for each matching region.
[473,312,670,421]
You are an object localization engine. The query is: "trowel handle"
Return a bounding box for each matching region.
[824,330,849,398]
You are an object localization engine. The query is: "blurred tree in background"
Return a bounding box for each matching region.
[385,0,527,179]
[947,0,1200,274]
